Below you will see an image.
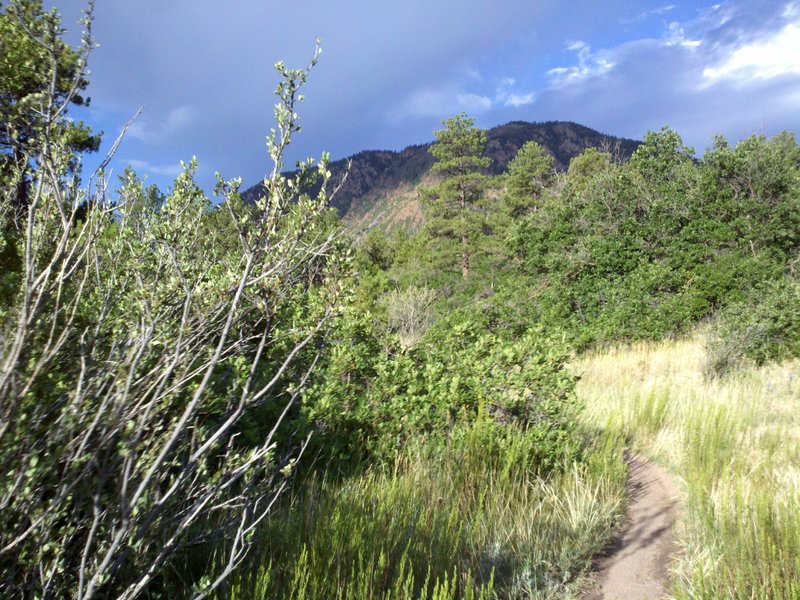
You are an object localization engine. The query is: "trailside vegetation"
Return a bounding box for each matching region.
[1,2,798,598]
[577,338,800,599]
[0,12,354,595]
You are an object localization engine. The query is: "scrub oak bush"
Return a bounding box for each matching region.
[508,129,800,348]
[305,314,582,473]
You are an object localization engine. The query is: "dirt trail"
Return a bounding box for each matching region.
[584,455,679,600]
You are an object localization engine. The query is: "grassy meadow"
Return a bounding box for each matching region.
[575,336,800,599]
[219,421,628,599]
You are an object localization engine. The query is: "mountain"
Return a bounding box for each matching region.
[241,121,640,230]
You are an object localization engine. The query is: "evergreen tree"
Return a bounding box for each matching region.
[0,0,100,217]
[503,140,553,217]
[422,113,490,279]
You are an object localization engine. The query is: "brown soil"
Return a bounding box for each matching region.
[584,455,679,600]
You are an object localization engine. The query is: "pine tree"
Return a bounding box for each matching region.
[503,140,553,217]
[422,113,490,279]
[0,0,100,217]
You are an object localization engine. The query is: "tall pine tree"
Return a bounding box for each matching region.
[422,113,490,279]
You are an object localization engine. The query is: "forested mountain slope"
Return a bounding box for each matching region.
[240,120,640,229]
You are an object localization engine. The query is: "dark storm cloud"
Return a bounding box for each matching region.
[50,0,799,192]
[55,0,566,190]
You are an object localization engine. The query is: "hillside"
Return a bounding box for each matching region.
[241,121,640,229]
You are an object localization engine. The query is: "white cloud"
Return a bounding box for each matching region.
[623,4,676,23]
[394,87,492,120]
[493,77,536,108]
[703,22,800,83]
[395,89,454,119]
[461,67,483,81]
[666,21,701,48]
[127,122,148,142]
[129,105,197,143]
[456,93,493,113]
[126,159,183,178]
[548,41,615,86]
[505,92,537,107]
[394,79,530,120]
[565,40,588,52]
[165,105,195,129]
[516,1,799,154]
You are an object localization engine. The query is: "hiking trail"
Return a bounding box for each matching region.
[584,454,679,600]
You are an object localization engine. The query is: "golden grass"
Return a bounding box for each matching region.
[574,337,800,599]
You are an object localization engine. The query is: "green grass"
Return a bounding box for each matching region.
[575,337,800,599]
[217,420,627,599]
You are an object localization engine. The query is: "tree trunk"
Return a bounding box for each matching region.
[12,147,29,221]
[461,230,469,279]
[460,190,469,279]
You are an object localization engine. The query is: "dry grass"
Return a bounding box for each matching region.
[574,337,800,599]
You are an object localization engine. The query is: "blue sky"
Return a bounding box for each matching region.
[52,0,800,195]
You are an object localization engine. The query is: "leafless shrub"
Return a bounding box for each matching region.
[385,286,437,348]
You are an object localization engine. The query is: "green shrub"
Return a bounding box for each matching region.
[305,316,581,473]
[504,129,800,352]
[705,275,800,377]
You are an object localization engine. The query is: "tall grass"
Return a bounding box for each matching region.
[575,337,800,599]
[218,421,627,599]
